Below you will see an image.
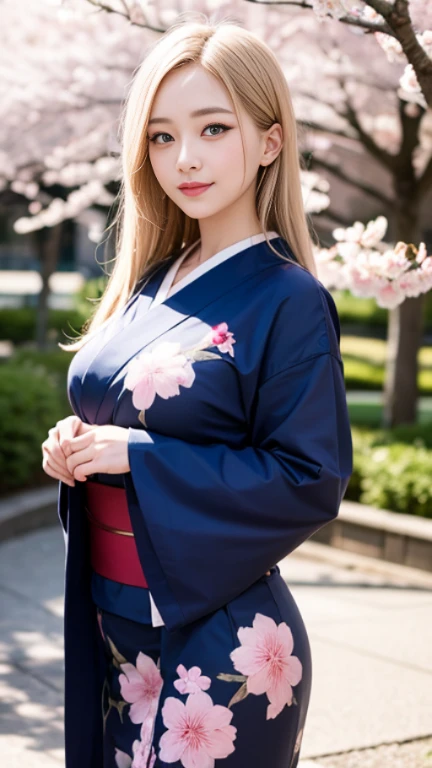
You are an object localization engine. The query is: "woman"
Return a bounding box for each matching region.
[42,18,353,768]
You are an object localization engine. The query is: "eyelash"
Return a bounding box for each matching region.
[148,122,232,144]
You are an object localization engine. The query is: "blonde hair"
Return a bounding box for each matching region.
[59,17,317,352]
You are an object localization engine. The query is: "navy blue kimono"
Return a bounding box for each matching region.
[57,233,352,768]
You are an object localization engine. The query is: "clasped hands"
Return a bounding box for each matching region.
[41,415,131,486]
[43,415,272,576]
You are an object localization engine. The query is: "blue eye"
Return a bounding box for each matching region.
[148,133,172,145]
[202,123,230,137]
[148,123,231,144]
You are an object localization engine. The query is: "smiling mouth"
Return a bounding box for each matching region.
[179,183,214,197]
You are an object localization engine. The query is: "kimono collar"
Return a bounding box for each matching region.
[81,233,289,424]
[153,231,281,307]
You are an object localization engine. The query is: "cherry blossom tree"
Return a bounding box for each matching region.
[277,0,432,426]
[0,0,328,346]
[2,0,432,425]
[82,0,432,426]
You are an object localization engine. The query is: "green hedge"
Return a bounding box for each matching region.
[347,425,432,518]
[0,277,107,344]
[0,308,87,344]
[343,359,432,394]
[334,289,432,329]
[0,358,70,495]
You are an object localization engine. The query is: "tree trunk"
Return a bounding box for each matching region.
[382,189,423,427]
[34,222,63,350]
[382,293,424,426]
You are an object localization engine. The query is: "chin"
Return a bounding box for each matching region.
[180,204,221,219]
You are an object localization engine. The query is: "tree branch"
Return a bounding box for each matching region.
[309,154,393,206]
[245,0,432,108]
[338,79,399,172]
[86,0,166,32]
[314,207,355,230]
[243,0,392,35]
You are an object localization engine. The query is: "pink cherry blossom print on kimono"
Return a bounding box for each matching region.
[119,651,164,725]
[130,694,159,768]
[131,734,157,768]
[202,323,236,357]
[174,664,212,695]
[230,612,303,720]
[124,341,195,411]
[158,690,237,768]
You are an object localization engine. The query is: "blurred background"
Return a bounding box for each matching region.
[0,1,431,766]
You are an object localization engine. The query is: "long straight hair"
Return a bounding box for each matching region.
[59,18,317,352]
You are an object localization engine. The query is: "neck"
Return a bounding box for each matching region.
[196,222,265,265]
[195,185,264,263]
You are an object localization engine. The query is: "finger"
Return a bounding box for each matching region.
[42,458,75,486]
[66,445,94,476]
[43,440,74,474]
[50,443,75,470]
[46,451,75,480]
[72,461,95,483]
[63,430,94,456]
[59,417,84,457]
[77,422,96,435]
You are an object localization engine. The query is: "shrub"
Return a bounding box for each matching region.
[0,308,87,344]
[0,359,68,494]
[346,427,432,518]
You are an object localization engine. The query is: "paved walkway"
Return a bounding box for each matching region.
[0,526,431,767]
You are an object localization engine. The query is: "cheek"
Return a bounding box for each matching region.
[216,134,244,173]
[148,148,171,188]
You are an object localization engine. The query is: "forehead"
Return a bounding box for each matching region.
[150,64,232,114]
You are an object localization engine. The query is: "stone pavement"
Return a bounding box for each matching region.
[0,525,431,767]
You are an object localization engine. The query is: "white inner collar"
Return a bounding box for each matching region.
[152,230,281,308]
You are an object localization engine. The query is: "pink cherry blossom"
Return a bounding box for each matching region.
[158,691,237,768]
[376,280,405,309]
[315,215,431,309]
[400,64,421,94]
[229,612,303,720]
[124,341,195,410]
[174,664,212,695]
[210,322,236,357]
[131,696,159,768]
[131,737,156,768]
[416,242,427,264]
[131,697,159,768]
[119,652,163,725]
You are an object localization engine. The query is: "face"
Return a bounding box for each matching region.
[147,63,282,221]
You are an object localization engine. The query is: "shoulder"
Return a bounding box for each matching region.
[258,257,342,382]
[261,239,336,317]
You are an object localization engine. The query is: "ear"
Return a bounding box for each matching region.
[260,123,283,167]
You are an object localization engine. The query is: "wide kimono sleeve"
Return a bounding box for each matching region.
[123,273,353,633]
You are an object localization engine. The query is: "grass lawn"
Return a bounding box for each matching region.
[341,335,432,397]
[341,335,432,426]
[347,396,432,426]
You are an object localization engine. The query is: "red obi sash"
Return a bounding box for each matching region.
[85,480,148,588]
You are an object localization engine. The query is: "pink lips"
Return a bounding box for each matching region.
[178,183,214,197]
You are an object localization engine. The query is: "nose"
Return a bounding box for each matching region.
[175,140,202,174]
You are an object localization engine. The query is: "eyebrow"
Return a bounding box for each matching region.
[148,107,234,125]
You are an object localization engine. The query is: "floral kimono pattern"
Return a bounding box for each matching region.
[97,606,306,768]
[59,235,352,768]
[124,323,236,427]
